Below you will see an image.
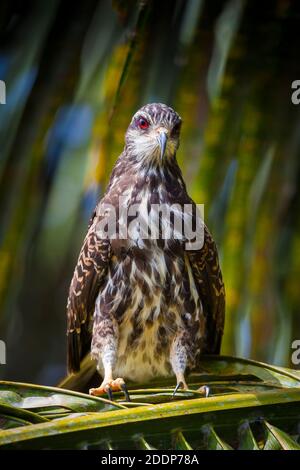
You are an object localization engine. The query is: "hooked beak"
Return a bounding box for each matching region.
[157,131,168,161]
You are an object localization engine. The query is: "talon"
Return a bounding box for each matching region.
[198,385,210,397]
[105,385,114,401]
[172,381,184,399]
[120,382,131,402]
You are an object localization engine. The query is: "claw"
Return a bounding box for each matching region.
[198,385,210,397]
[172,381,184,399]
[120,382,131,402]
[105,386,114,401]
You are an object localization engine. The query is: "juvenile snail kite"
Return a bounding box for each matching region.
[66,103,225,398]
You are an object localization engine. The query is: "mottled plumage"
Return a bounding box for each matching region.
[67,103,225,395]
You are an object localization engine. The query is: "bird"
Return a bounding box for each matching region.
[66,103,225,399]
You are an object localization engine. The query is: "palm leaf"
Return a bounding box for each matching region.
[0,356,299,449]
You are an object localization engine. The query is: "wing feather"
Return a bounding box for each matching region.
[66,215,111,373]
[187,225,225,354]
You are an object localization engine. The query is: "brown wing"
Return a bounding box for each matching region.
[66,214,111,373]
[187,225,225,354]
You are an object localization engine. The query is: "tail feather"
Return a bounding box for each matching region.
[67,328,92,374]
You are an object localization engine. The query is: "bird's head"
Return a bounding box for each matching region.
[125,103,182,165]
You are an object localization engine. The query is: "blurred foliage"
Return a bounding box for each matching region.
[0,0,300,385]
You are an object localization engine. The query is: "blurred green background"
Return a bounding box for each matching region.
[0,0,300,385]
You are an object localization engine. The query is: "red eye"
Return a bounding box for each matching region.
[137,117,149,130]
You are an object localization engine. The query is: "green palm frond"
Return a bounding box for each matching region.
[0,356,299,449]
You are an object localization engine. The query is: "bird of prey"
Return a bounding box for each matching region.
[66,103,225,399]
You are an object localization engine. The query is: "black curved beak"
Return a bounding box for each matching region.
[158,131,168,160]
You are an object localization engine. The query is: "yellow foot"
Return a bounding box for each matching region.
[89,378,130,401]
